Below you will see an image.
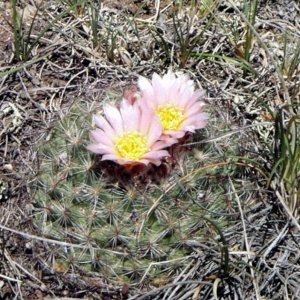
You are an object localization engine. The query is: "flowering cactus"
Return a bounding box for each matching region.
[34,72,214,286]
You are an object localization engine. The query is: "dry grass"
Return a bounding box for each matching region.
[0,0,299,299]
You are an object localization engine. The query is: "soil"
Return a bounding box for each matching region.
[0,0,299,299]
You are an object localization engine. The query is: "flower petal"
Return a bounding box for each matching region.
[181,112,209,129]
[147,115,163,146]
[177,85,194,107]
[90,129,114,146]
[93,115,116,137]
[184,89,206,109]
[162,130,186,139]
[152,138,178,151]
[185,101,205,118]
[120,100,140,131]
[152,73,167,105]
[87,143,115,155]
[139,102,154,135]
[138,76,152,91]
[104,104,123,134]
[138,76,156,108]
[101,154,120,161]
[142,150,170,161]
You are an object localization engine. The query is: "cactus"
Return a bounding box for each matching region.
[33,102,230,285]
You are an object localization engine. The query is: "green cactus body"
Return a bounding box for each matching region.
[34,104,231,285]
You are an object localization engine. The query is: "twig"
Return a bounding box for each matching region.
[275,186,300,232]
[0,274,22,283]
[0,224,125,255]
[128,280,213,300]
[230,178,261,300]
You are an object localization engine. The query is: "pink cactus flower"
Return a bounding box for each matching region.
[138,70,208,139]
[87,100,176,166]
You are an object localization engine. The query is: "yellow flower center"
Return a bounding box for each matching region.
[115,132,149,160]
[156,104,185,131]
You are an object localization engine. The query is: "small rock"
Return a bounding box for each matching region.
[3,164,13,171]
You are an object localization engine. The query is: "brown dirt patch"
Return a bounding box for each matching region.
[102,0,172,15]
